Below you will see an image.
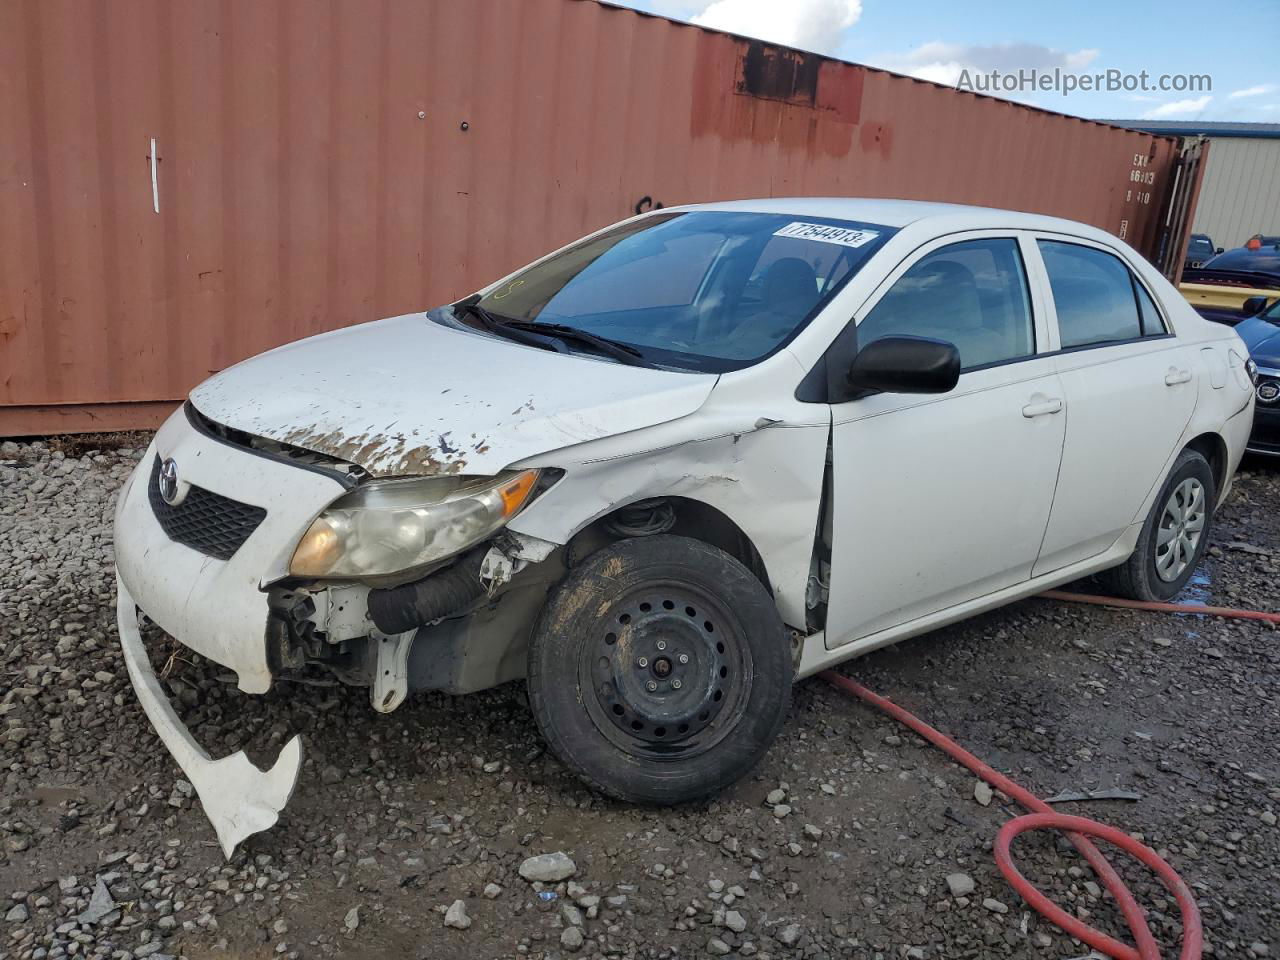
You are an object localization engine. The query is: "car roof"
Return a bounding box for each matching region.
[668,197,1122,245]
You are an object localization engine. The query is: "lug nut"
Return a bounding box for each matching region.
[678,653,690,664]
[656,640,667,651]
[671,679,682,689]
[646,680,658,692]
[637,657,648,668]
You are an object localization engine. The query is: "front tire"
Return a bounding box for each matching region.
[527,535,792,804]
[1101,448,1216,602]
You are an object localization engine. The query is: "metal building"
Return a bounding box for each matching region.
[1115,121,1280,249]
[2,0,1194,436]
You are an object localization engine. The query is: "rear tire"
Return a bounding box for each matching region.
[527,535,792,804]
[1100,448,1216,602]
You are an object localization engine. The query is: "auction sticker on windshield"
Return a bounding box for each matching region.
[773,222,880,247]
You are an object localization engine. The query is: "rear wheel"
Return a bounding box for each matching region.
[1101,448,1216,602]
[527,535,791,804]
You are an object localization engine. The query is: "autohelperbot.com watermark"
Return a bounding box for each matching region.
[956,68,1211,97]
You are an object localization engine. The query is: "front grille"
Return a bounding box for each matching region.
[147,456,267,560]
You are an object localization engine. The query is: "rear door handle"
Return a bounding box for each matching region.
[1165,368,1192,386]
[1022,397,1063,418]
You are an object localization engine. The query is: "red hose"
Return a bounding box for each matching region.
[820,671,1203,960]
[1041,589,1280,624]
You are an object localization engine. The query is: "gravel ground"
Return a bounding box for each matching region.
[2,436,1278,960]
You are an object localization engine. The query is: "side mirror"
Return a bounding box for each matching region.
[848,336,960,395]
[1215,247,1224,255]
[1242,296,1270,317]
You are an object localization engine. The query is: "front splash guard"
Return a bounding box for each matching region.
[116,574,303,858]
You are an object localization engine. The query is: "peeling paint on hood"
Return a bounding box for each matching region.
[189,313,718,477]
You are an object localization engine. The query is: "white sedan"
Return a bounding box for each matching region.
[113,199,1256,854]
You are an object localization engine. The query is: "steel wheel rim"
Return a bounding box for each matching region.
[579,580,753,761]
[1155,477,1205,583]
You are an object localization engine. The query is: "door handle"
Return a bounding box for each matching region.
[1022,397,1063,418]
[1165,368,1192,386]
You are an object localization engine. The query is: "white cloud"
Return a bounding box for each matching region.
[1229,84,1278,100]
[690,0,862,55]
[1141,95,1212,119]
[871,42,1099,101]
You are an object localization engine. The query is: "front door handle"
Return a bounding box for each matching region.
[1022,396,1063,418]
[1165,368,1192,386]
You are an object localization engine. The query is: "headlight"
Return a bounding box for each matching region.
[1245,358,1259,386]
[290,469,539,579]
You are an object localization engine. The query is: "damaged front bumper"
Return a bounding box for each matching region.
[113,407,351,856]
[116,574,303,858]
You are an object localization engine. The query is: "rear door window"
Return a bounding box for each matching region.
[1038,241,1149,348]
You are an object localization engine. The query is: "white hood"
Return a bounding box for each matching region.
[189,313,717,477]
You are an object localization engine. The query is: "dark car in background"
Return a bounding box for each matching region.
[1185,233,1220,269]
[1180,244,1280,325]
[1235,297,1280,456]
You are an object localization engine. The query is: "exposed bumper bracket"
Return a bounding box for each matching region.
[116,574,303,859]
[371,630,415,713]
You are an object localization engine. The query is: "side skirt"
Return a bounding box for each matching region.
[796,523,1143,679]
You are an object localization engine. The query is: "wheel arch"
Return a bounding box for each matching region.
[1183,431,1229,503]
[568,496,774,597]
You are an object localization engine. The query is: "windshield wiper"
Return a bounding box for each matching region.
[501,319,658,368]
[456,301,657,368]
[454,302,570,353]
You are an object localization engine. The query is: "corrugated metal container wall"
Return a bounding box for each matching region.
[1,0,1182,434]
[1191,137,1280,247]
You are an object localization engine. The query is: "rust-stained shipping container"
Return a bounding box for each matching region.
[0,0,1195,435]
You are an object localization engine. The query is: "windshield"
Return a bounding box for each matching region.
[1187,237,1213,257]
[470,211,896,372]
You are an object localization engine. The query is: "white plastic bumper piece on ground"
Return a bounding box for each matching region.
[117,573,303,858]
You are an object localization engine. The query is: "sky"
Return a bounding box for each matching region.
[612,0,1280,123]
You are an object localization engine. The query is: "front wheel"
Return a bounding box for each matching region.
[1101,448,1216,602]
[527,535,792,804]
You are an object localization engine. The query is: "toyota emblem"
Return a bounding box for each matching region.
[158,458,181,505]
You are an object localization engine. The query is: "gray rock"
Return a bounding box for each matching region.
[77,878,116,925]
[560,926,585,951]
[945,873,975,898]
[776,923,802,946]
[982,897,1009,914]
[483,883,502,899]
[708,937,732,955]
[343,906,360,931]
[443,900,471,930]
[519,851,577,882]
[766,788,786,805]
[973,781,994,806]
[5,903,28,923]
[724,909,747,933]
